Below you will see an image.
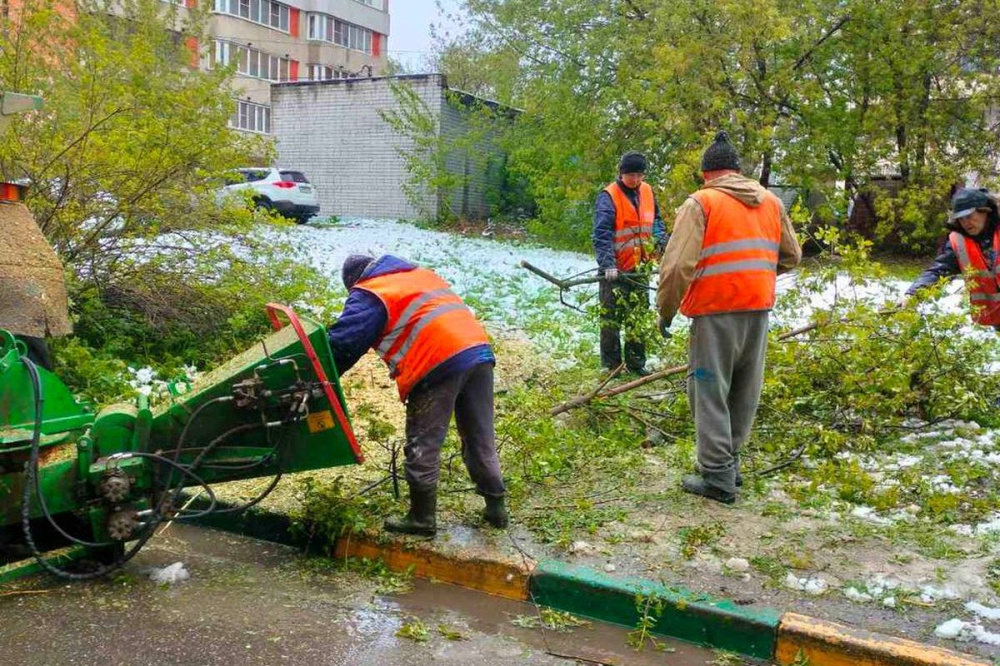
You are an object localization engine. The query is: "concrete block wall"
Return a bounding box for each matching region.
[271,75,442,219]
[438,97,504,221]
[272,74,507,221]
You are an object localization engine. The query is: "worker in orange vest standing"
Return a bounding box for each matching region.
[656,132,802,503]
[593,151,668,376]
[327,254,506,536]
[903,188,1000,329]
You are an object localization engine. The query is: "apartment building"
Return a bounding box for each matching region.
[206,0,390,134]
[5,0,389,134]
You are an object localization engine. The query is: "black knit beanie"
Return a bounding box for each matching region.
[342,254,375,289]
[618,151,648,174]
[701,131,741,173]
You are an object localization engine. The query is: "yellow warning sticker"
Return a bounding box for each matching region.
[307,410,336,433]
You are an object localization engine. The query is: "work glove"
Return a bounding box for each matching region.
[658,316,672,339]
[603,268,619,282]
[896,293,913,309]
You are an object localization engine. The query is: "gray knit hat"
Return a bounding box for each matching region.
[701,131,741,173]
[341,254,375,289]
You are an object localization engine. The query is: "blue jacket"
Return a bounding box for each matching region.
[593,179,668,270]
[906,223,997,296]
[327,255,495,392]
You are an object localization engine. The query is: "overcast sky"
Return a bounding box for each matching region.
[387,0,462,71]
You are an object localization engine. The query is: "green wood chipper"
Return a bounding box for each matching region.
[0,92,361,579]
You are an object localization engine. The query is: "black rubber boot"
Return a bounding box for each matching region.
[483,495,508,529]
[681,474,736,505]
[384,486,437,537]
[694,462,743,487]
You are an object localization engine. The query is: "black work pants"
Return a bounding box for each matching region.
[599,275,648,371]
[404,362,505,497]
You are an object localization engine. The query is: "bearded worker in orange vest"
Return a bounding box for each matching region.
[327,254,506,536]
[657,132,802,504]
[593,151,668,376]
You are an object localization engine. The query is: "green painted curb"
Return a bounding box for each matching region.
[530,560,781,660]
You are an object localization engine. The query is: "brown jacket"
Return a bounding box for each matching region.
[656,173,802,322]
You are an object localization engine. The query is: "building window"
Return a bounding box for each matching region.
[214,0,289,32]
[231,100,270,134]
[307,64,332,81]
[214,40,291,82]
[307,64,352,80]
[306,13,373,54]
[353,0,384,8]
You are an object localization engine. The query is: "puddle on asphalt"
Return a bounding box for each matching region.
[1,525,768,665]
[391,578,734,666]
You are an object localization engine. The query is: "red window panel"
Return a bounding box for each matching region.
[289,7,300,38]
[185,0,197,8]
[290,60,299,81]
[184,37,200,68]
[372,32,381,57]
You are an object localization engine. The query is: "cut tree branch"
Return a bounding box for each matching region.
[550,311,898,416]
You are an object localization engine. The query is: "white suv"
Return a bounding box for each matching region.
[221,167,320,224]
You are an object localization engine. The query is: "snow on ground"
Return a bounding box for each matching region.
[277,218,979,363]
[278,219,599,361]
[935,619,1000,647]
[783,572,829,595]
[932,603,1000,647]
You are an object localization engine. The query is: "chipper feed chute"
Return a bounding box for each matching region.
[0,304,360,578]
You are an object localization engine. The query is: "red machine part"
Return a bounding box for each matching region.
[266,303,364,463]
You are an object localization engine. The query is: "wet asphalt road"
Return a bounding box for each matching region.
[0,525,764,665]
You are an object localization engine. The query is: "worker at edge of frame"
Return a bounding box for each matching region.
[326,254,507,538]
[656,131,802,505]
[593,151,668,377]
[902,187,1000,331]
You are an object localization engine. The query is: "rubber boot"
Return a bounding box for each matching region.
[694,461,743,487]
[681,474,736,505]
[384,486,437,537]
[483,495,508,529]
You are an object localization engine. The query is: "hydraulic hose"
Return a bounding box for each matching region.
[18,356,297,579]
[20,355,156,580]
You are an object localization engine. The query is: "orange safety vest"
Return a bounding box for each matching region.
[604,181,656,271]
[949,229,1000,326]
[680,187,782,318]
[354,268,490,400]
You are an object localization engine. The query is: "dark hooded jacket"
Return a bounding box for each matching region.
[906,200,1000,296]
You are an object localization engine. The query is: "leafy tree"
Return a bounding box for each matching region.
[435,0,1000,252]
[0,0,336,385]
[0,0,267,275]
[380,78,524,225]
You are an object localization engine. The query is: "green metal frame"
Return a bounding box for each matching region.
[1,311,360,557]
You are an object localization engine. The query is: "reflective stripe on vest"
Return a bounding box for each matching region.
[355,268,490,400]
[605,181,656,271]
[680,187,783,318]
[949,229,1000,326]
